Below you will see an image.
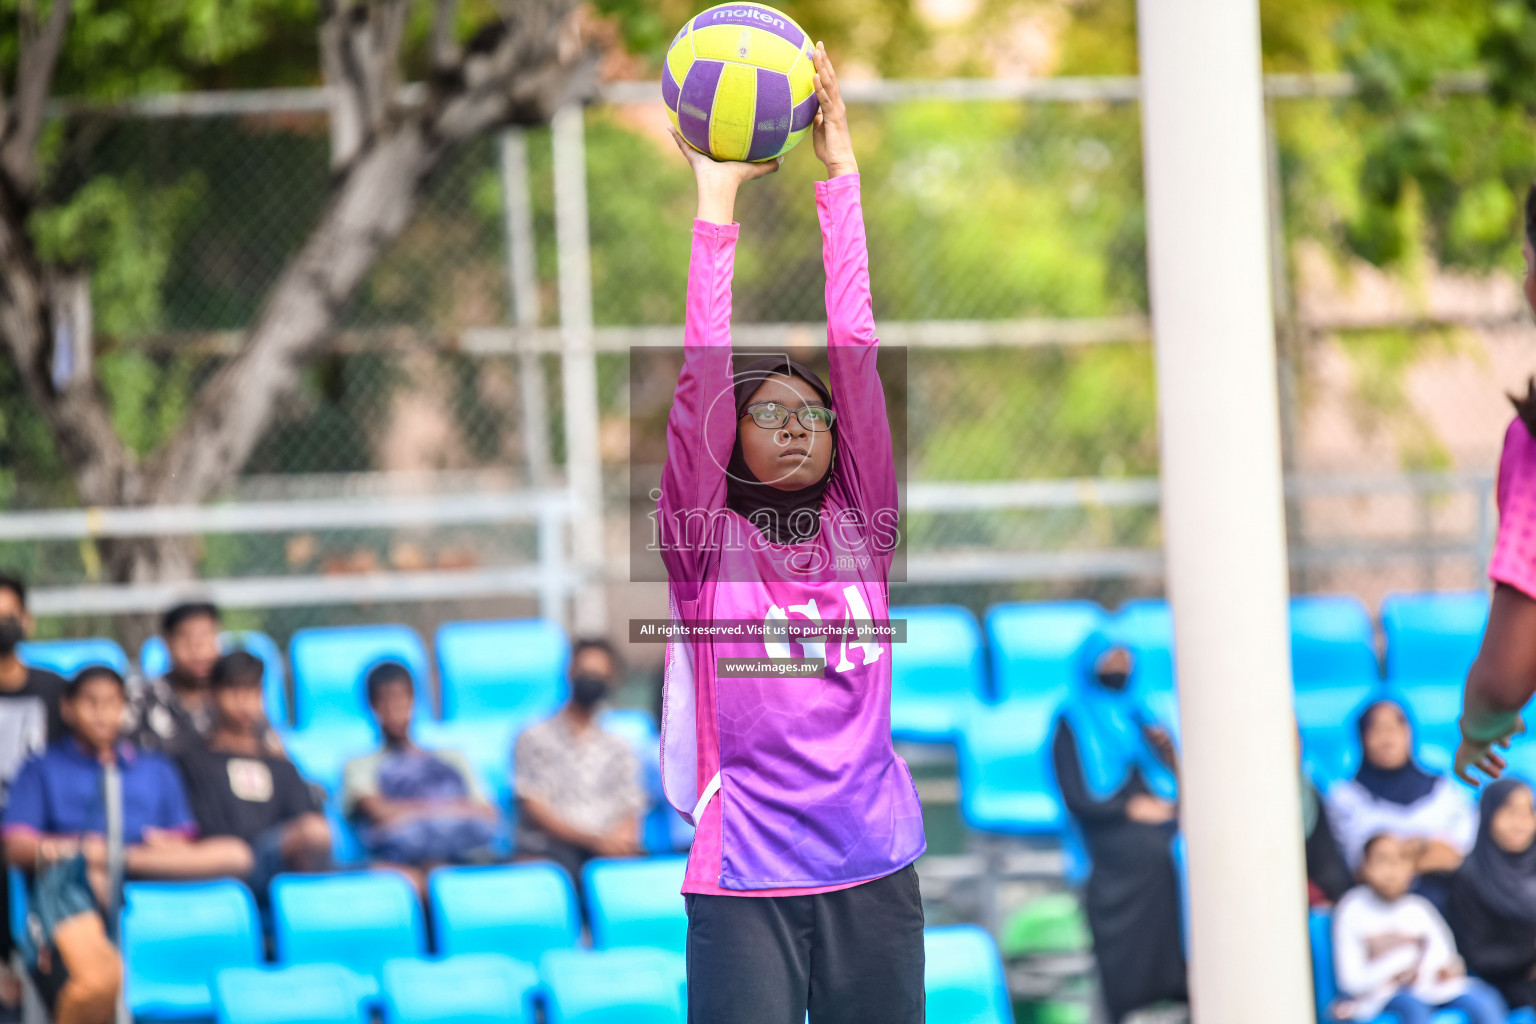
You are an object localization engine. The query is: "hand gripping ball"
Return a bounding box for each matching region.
[662,3,819,163]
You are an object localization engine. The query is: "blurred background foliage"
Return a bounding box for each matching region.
[0,0,1530,555]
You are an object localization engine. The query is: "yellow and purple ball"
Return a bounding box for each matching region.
[662,3,819,163]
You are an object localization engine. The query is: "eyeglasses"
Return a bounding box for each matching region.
[743,402,836,432]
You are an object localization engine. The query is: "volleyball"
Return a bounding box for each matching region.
[662,4,819,163]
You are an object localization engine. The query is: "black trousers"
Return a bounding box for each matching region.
[684,863,925,1024]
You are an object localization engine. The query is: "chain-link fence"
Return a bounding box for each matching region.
[4,79,1531,649]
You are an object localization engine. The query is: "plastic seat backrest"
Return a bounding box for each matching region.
[124,881,262,1008]
[986,601,1107,704]
[1111,598,1176,693]
[213,964,369,1024]
[1381,591,1489,686]
[888,605,986,701]
[270,872,424,978]
[18,638,129,678]
[581,856,688,952]
[538,948,686,1024]
[288,625,431,729]
[381,953,538,1024]
[1290,595,1379,691]
[437,619,569,721]
[429,863,580,961]
[924,925,1014,1024]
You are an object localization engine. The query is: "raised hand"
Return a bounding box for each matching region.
[1454,714,1524,787]
[670,127,780,225]
[809,41,856,178]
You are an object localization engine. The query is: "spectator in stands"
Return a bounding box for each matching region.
[1301,724,1351,906]
[343,661,498,893]
[126,601,281,757]
[1331,833,1506,1024]
[1327,700,1476,913]
[176,652,332,896]
[513,638,646,891]
[1448,777,1536,1010]
[2,665,254,890]
[0,573,67,1018]
[1050,629,1187,1023]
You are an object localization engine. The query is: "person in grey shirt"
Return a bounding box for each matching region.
[513,638,646,896]
[343,662,498,896]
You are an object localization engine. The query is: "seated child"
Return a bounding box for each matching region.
[1332,833,1506,1024]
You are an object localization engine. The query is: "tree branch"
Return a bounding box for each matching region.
[143,0,601,504]
[2,0,73,192]
[431,0,461,73]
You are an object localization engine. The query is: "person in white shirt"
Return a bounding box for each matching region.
[1332,833,1506,1024]
[1327,700,1477,913]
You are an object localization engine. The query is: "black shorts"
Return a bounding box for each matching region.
[684,862,926,1024]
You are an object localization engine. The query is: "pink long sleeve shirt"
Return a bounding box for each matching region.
[656,174,926,895]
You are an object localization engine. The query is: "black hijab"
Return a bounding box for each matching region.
[1353,699,1439,806]
[725,355,837,544]
[1458,777,1536,920]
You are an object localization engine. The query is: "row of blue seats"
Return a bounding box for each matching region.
[893,591,1492,744]
[19,618,571,730]
[113,863,1011,1024]
[24,590,1487,748]
[945,592,1495,867]
[1308,910,1536,1024]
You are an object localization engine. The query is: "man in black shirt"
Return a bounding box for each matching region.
[0,572,65,1018]
[175,653,330,896]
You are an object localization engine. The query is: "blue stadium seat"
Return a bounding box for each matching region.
[924,925,1014,1024]
[429,863,580,961]
[1381,591,1489,685]
[271,872,424,985]
[381,954,539,1024]
[214,964,370,1024]
[1111,598,1176,693]
[986,600,1107,704]
[888,604,987,744]
[538,948,686,1024]
[280,721,377,795]
[18,637,128,678]
[288,625,432,729]
[1291,595,1381,731]
[325,799,365,867]
[141,630,290,726]
[581,856,688,953]
[124,881,262,1021]
[1381,591,1490,753]
[956,701,1063,837]
[436,619,568,722]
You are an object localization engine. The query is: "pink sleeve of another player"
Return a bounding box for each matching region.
[1489,418,1536,601]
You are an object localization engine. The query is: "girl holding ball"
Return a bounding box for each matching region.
[656,43,927,1024]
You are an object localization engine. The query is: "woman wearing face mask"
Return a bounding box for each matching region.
[1050,629,1187,1023]
[655,43,925,1024]
[1448,777,1536,1009]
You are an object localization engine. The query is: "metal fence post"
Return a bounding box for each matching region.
[552,104,608,635]
[499,129,553,489]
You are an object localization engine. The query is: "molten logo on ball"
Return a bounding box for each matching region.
[709,6,789,31]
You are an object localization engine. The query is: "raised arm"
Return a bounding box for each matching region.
[657,132,780,598]
[808,45,897,548]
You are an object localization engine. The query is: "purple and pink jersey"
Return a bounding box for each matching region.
[657,174,926,895]
[1491,418,1536,599]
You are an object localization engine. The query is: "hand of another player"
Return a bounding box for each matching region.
[809,42,856,178]
[669,127,780,185]
[1126,794,1177,825]
[1454,715,1523,787]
